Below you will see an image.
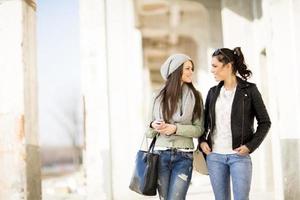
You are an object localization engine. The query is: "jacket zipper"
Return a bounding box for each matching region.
[206,111,213,140]
[241,93,245,146]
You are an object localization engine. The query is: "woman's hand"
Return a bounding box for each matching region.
[234,145,250,156]
[156,123,177,136]
[152,120,176,136]
[200,142,211,155]
[151,120,165,130]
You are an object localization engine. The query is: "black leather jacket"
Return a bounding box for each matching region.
[198,77,271,153]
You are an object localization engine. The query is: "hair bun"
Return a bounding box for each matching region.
[233,47,241,56]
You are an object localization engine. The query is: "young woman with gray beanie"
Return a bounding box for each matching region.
[146,53,204,200]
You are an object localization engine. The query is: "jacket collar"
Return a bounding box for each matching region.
[217,76,249,89]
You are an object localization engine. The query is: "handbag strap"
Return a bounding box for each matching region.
[139,132,158,152]
[147,135,157,153]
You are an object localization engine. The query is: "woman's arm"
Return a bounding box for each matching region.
[174,116,204,138]
[146,126,157,138]
[198,88,212,144]
[245,85,271,153]
[145,92,158,138]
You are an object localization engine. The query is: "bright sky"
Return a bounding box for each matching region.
[37,0,82,147]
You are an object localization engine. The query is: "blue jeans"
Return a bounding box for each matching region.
[155,150,193,200]
[206,153,252,200]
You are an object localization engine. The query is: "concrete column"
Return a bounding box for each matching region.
[0,0,41,199]
[291,1,300,196]
[266,0,299,139]
[81,0,143,199]
[291,0,300,126]
[105,0,144,199]
[266,0,300,198]
[79,0,112,199]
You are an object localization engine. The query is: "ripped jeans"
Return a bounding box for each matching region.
[155,149,193,200]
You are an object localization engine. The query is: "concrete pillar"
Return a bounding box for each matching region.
[79,0,112,199]
[266,0,300,198]
[80,0,144,199]
[105,0,144,199]
[291,0,300,126]
[0,0,41,199]
[291,1,300,196]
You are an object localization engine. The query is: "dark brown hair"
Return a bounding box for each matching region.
[156,62,203,123]
[212,47,252,80]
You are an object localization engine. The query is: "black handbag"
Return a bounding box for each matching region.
[129,136,159,196]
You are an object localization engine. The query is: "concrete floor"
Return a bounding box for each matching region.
[43,170,277,200]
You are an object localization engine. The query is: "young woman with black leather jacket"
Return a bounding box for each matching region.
[198,47,271,200]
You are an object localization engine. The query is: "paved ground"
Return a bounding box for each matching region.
[43,169,277,200]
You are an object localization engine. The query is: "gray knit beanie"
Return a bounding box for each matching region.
[160,53,192,80]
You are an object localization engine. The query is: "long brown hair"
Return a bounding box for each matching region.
[155,62,203,123]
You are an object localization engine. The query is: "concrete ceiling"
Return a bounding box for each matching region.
[134,0,205,89]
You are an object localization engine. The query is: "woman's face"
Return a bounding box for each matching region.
[211,56,232,81]
[181,60,194,83]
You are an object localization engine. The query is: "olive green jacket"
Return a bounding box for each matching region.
[146,114,204,149]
